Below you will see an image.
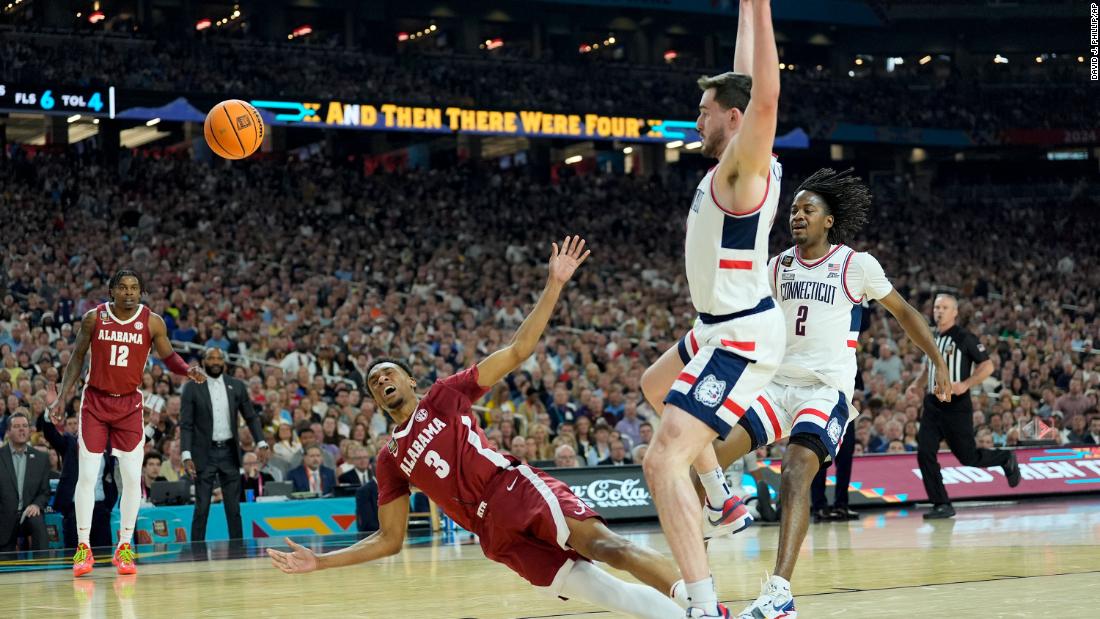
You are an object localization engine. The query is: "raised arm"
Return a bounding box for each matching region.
[733,0,754,74]
[150,313,206,384]
[475,237,590,388]
[48,310,96,424]
[879,291,950,402]
[714,0,780,213]
[268,496,410,573]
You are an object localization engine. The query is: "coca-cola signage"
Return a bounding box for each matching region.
[545,465,656,521]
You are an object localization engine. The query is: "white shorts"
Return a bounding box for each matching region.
[742,382,856,461]
[665,298,786,439]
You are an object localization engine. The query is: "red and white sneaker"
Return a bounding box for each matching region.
[72,543,95,577]
[702,495,754,540]
[112,543,137,575]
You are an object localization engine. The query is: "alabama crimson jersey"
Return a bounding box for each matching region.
[685,156,783,316]
[87,303,153,394]
[769,245,893,398]
[375,366,514,535]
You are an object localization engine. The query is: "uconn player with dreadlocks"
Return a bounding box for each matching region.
[697,168,953,618]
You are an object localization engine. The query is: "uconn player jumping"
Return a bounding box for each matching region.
[708,168,952,618]
[640,1,787,616]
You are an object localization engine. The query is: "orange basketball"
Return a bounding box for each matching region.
[204,99,264,160]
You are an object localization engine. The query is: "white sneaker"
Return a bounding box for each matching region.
[737,576,797,619]
[702,495,754,540]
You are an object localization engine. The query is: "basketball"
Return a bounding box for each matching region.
[204,99,264,160]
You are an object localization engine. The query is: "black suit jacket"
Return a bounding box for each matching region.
[180,376,265,471]
[37,416,116,512]
[338,468,372,487]
[0,444,51,538]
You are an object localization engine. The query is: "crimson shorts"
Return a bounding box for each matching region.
[479,465,603,595]
[79,386,145,452]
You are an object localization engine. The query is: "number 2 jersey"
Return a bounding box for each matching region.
[375,366,517,535]
[768,245,893,399]
[88,303,153,395]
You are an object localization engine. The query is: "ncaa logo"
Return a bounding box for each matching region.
[236,114,252,130]
[387,438,398,456]
[414,409,428,422]
[694,375,727,408]
[135,321,143,331]
[99,311,110,322]
[827,418,843,444]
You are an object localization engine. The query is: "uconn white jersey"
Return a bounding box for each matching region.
[769,245,893,398]
[686,156,782,316]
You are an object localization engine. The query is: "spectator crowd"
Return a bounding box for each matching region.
[0,141,1097,518]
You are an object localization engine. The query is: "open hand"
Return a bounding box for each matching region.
[268,538,319,574]
[187,366,207,384]
[547,236,591,286]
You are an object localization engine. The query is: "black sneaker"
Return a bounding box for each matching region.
[1004,451,1021,488]
[829,506,859,521]
[923,504,956,520]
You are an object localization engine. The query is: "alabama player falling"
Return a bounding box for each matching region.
[267,237,692,619]
[48,269,206,577]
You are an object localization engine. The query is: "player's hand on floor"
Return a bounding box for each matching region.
[548,236,591,286]
[268,538,319,574]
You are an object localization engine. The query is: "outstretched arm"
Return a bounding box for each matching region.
[268,496,410,573]
[733,0,754,74]
[47,311,96,424]
[715,0,780,213]
[150,313,206,384]
[476,237,590,388]
[879,291,950,402]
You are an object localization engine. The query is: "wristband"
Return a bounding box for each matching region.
[165,352,192,377]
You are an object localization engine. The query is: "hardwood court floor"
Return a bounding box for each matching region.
[2,497,1098,618]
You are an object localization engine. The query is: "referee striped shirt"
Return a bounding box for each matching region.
[926,325,989,406]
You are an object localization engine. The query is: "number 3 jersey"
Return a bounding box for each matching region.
[88,303,153,394]
[376,366,515,535]
[768,245,893,398]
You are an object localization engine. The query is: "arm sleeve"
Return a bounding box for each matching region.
[375,450,410,506]
[845,252,894,302]
[439,366,492,403]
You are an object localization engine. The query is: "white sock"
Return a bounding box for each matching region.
[699,467,733,507]
[768,574,792,594]
[670,579,690,608]
[685,576,718,614]
[115,442,145,546]
[558,560,685,619]
[75,443,104,547]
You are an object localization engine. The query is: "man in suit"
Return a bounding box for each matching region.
[38,413,117,549]
[180,347,267,541]
[598,440,633,466]
[288,446,336,496]
[239,451,274,502]
[338,446,372,487]
[0,413,51,551]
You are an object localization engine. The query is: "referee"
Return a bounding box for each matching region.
[908,294,1020,519]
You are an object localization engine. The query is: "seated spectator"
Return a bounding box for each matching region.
[632,444,648,465]
[599,440,632,466]
[240,451,274,501]
[273,423,303,468]
[886,440,907,454]
[140,451,168,504]
[288,446,337,496]
[553,444,581,468]
[338,446,373,486]
[509,436,530,465]
[1083,414,1100,445]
